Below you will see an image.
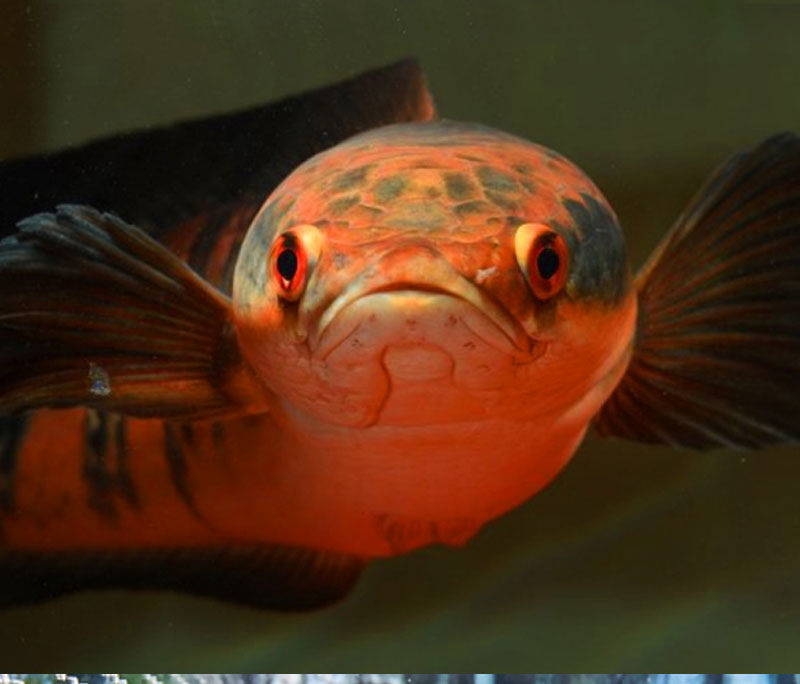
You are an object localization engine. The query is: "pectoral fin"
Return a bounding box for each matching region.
[0,543,366,610]
[0,205,268,419]
[595,133,800,449]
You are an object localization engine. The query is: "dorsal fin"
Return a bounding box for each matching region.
[595,133,800,449]
[1,59,435,241]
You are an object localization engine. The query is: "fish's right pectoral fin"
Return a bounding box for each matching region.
[595,133,800,449]
[0,205,269,419]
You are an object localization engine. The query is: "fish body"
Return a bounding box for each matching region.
[231,121,637,554]
[0,62,798,608]
[2,122,636,558]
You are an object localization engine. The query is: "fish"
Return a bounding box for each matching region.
[0,59,798,610]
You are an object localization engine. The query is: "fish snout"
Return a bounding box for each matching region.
[311,242,533,360]
[368,240,460,287]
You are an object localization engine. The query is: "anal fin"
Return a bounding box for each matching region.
[0,543,366,610]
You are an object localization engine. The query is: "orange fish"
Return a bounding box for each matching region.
[0,60,798,609]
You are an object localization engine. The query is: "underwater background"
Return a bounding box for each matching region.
[1,0,800,670]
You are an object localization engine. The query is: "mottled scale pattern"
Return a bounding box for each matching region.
[280,122,599,245]
[239,121,629,328]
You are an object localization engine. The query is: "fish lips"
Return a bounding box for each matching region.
[310,278,535,362]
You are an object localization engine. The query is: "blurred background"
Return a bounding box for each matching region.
[1,0,799,671]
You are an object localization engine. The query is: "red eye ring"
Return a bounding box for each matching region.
[514,222,569,300]
[270,232,308,300]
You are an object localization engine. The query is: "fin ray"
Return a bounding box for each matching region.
[0,544,366,610]
[0,206,267,419]
[595,133,800,449]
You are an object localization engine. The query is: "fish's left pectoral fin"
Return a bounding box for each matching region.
[595,132,800,449]
[0,543,367,610]
[0,205,268,419]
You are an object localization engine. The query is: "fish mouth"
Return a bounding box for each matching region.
[311,277,534,360]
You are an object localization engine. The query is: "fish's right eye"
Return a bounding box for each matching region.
[268,224,322,301]
[514,222,569,300]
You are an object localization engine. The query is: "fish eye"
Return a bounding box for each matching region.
[268,223,323,301]
[269,232,307,301]
[514,222,569,300]
[276,246,299,282]
[536,246,560,280]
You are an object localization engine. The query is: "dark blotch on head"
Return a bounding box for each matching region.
[373,175,408,203]
[331,165,371,192]
[385,200,449,229]
[412,158,440,169]
[455,200,493,217]
[485,190,519,212]
[563,193,629,304]
[328,195,360,215]
[443,172,478,200]
[476,165,518,193]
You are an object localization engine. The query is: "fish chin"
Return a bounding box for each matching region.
[307,291,541,427]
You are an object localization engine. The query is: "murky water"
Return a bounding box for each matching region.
[1,0,799,670]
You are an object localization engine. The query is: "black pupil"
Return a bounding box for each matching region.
[276,248,298,282]
[537,247,560,280]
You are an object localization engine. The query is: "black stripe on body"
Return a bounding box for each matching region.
[113,415,138,507]
[191,200,260,294]
[211,421,226,458]
[82,410,138,518]
[163,422,206,522]
[180,422,195,447]
[187,208,231,276]
[0,414,30,511]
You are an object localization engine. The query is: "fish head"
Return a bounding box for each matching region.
[233,122,637,430]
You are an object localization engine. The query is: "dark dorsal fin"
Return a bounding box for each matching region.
[0,205,268,419]
[0,59,435,239]
[594,133,800,449]
[0,543,366,610]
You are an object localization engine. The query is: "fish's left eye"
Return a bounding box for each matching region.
[269,225,322,301]
[271,235,307,300]
[514,222,569,300]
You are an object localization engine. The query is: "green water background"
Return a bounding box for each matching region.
[0,0,799,670]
